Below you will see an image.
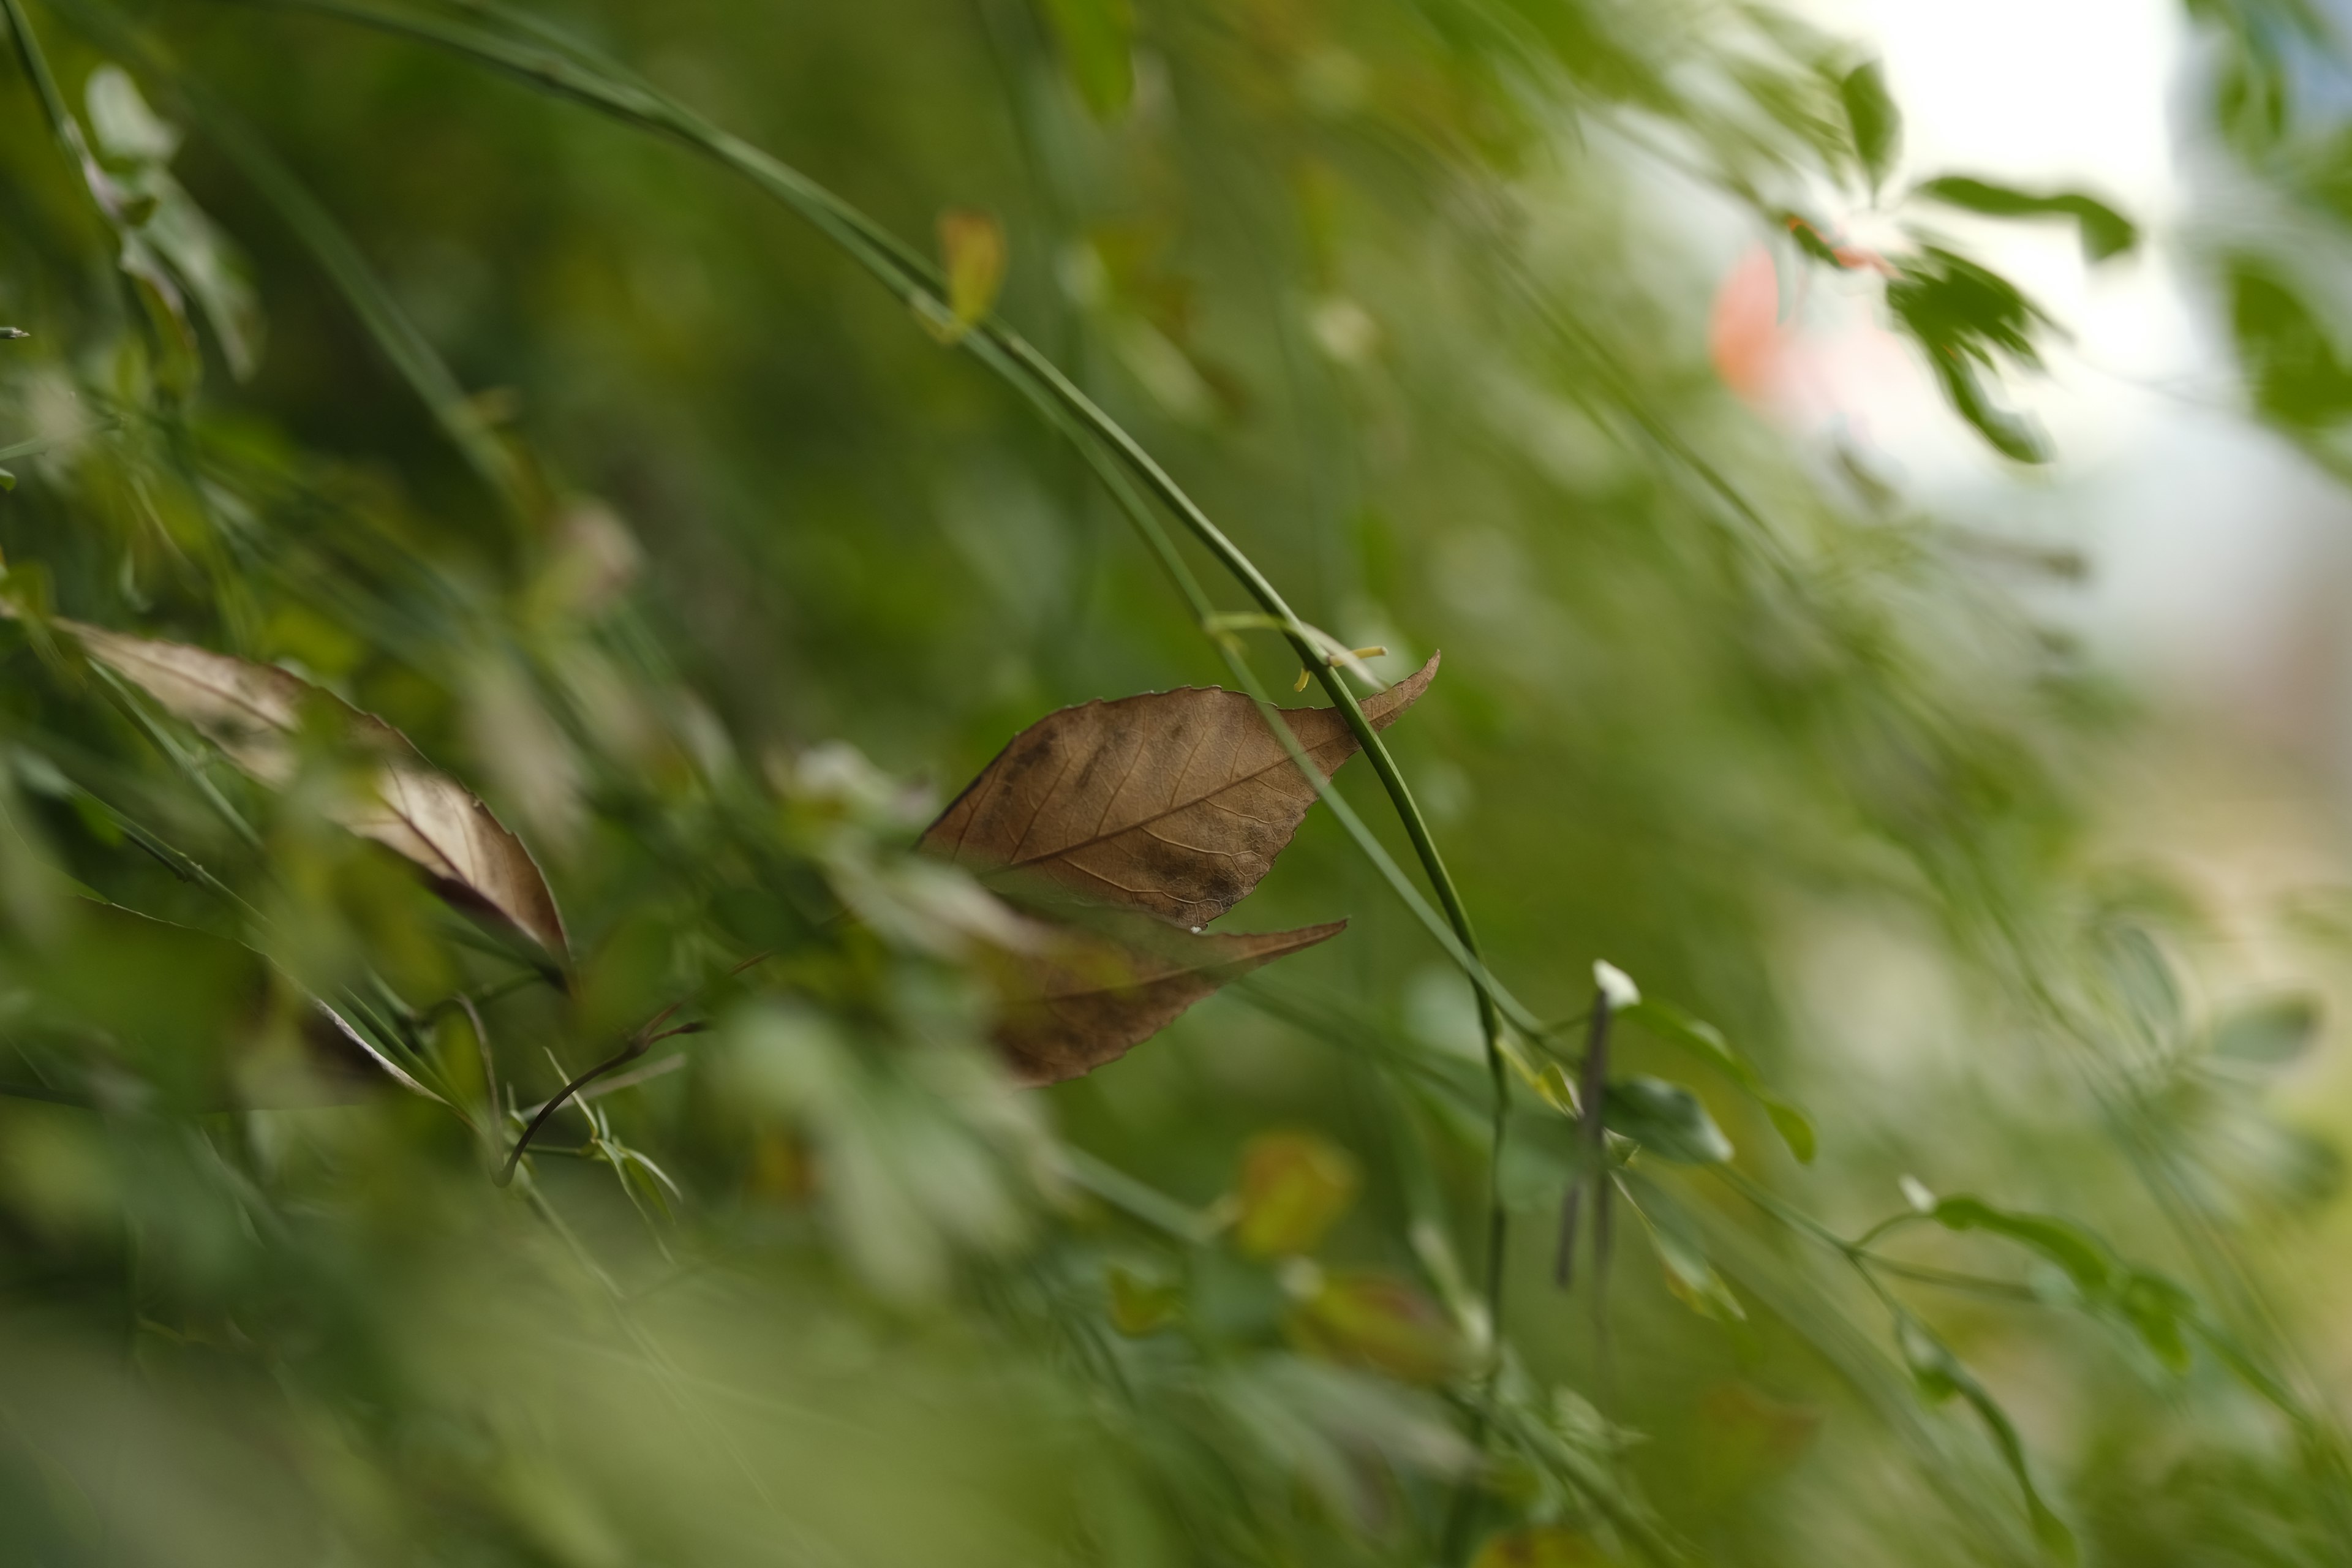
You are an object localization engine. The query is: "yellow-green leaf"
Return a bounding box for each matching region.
[1472,1526,1610,1567]
[1107,1263,1182,1335]
[1232,1129,1359,1257]
[938,208,1006,337]
[1287,1269,1468,1385]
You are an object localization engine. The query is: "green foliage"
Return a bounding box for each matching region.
[1619,997,1814,1161]
[1885,246,2055,461]
[1895,1310,2078,1561]
[1913,174,2139,262]
[1838,59,1902,194]
[1602,1076,1734,1166]
[0,0,2333,1564]
[2228,258,2352,431]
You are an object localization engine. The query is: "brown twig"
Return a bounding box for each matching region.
[496,957,764,1186]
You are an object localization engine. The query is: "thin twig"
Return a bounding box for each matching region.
[498,959,760,1183]
[499,1033,647,1185]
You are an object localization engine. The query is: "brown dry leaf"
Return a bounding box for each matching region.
[987,916,1343,1085]
[923,652,1438,928]
[63,620,568,960]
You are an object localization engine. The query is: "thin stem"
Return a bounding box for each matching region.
[46,0,530,511]
[67,780,266,925]
[456,992,497,1132]
[216,0,1531,1026]
[500,956,763,1183]
[88,664,264,851]
[206,2,1525,1504]
[1055,1147,1222,1246]
[499,1033,645,1185]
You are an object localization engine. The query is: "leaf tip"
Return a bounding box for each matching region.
[1362,650,1440,728]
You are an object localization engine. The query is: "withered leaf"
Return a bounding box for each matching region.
[986,916,1343,1085]
[63,620,569,960]
[924,653,1438,928]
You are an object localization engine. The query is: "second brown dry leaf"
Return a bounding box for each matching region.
[65,620,570,960]
[927,657,1439,1083]
[922,652,1438,927]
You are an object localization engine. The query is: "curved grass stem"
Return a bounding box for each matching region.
[217,0,1528,1379]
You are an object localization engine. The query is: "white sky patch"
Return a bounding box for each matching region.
[1793,0,2352,729]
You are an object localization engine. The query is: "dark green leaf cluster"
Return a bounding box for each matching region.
[1884,247,2054,462]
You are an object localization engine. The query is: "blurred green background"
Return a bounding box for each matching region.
[1,0,2351,1562]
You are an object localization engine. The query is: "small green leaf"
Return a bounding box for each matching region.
[1839,60,1901,192]
[1763,1099,1817,1163]
[1894,1313,2077,1561]
[1108,1263,1183,1335]
[1782,213,1844,266]
[1619,999,1815,1162]
[0,468,15,492]
[2116,1270,2195,1376]
[937,208,1007,335]
[1937,355,2049,461]
[1231,1130,1360,1257]
[2229,259,2352,431]
[87,64,181,163]
[1886,247,2054,462]
[1035,0,1135,121]
[1913,176,2138,262]
[1287,1269,1469,1385]
[1605,1077,1733,1164]
[1622,1182,1745,1324]
[1930,1196,2112,1298]
[2212,992,2322,1066]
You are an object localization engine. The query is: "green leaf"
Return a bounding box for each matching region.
[2212,992,2322,1066]
[1107,1263,1183,1335]
[1929,1197,2112,1298]
[1231,1130,1360,1257]
[1913,176,2137,262]
[74,68,262,385]
[1622,1182,1745,1324]
[2228,259,2352,431]
[1937,355,2050,462]
[1894,1314,2078,1561]
[931,208,1007,344]
[1620,999,1815,1162]
[1839,60,1901,192]
[2116,1270,2195,1376]
[1914,1192,2203,1379]
[1886,247,2052,462]
[1782,213,1844,266]
[1035,0,1135,122]
[1287,1269,1470,1385]
[86,64,180,163]
[1763,1101,1817,1164]
[1604,1077,1733,1165]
